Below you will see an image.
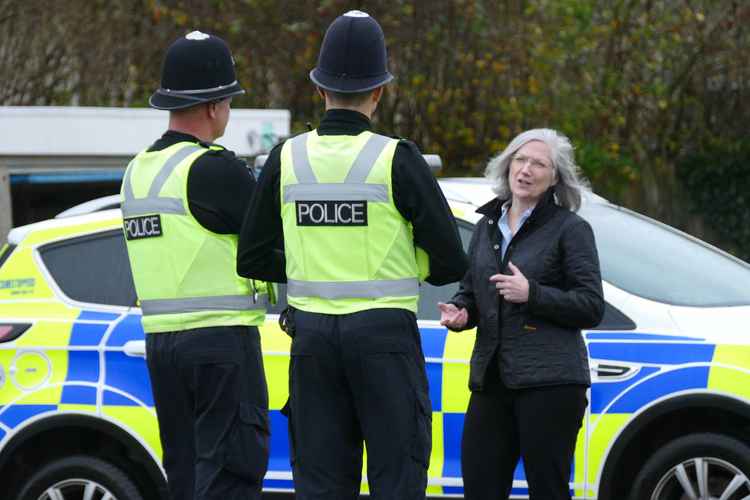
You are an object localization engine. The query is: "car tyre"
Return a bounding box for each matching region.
[629,432,750,500]
[17,455,143,500]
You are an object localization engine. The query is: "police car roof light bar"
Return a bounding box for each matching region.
[423,154,442,174]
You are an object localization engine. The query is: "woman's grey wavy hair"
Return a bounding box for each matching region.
[484,128,589,211]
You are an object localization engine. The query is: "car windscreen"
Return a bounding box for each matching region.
[580,203,750,307]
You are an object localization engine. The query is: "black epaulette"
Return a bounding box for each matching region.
[197,140,222,150]
[390,135,416,148]
[202,143,234,159]
[197,143,248,168]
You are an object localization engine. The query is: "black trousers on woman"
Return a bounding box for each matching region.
[461,357,587,500]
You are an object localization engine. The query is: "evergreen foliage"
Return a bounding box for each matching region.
[1,0,748,257]
[679,141,750,261]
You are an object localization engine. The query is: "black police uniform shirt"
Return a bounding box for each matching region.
[237,108,469,286]
[147,130,256,234]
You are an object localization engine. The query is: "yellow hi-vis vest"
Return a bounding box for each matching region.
[121,141,268,333]
[280,130,424,314]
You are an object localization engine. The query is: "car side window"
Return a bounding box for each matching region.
[40,230,137,307]
[580,203,750,307]
[0,244,15,270]
[416,221,474,321]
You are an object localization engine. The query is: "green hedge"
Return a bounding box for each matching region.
[678,141,750,261]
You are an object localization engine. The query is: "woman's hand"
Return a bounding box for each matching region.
[489,262,529,303]
[438,302,469,330]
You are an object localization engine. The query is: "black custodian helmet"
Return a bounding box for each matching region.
[150,31,245,110]
[310,11,393,93]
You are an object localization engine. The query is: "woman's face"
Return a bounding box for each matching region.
[508,140,556,205]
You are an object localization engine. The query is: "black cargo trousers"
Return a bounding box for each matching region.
[145,325,270,500]
[283,307,432,500]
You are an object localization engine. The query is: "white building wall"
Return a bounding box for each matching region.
[0,106,290,157]
[0,106,291,244]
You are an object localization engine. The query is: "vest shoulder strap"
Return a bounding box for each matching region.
[290,131,394,185]
[284,132,394,203]
[345,133,392,183]
[122,143,204,217]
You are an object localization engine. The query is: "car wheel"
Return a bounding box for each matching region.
[630,433,750,500]
[17,455,143,500]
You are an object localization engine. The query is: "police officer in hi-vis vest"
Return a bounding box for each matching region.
[238,11,468,499]
[121,31,271,500]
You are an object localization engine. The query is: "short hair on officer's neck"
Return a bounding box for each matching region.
[324,89,373,107]
[170,103,207,118]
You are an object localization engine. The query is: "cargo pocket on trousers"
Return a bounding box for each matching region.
[280,398,297,466]
[411,390,432,469]
[223,402,270,484]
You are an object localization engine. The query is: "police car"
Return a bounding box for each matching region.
[1,178,749,500]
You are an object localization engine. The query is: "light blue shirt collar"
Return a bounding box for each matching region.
[498,201,534,259]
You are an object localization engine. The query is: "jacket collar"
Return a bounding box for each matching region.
[317,109,372,136]
[476,188,557,227]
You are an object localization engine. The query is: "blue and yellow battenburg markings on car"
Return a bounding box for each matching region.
[0,217,163,469]
[582,331,750,498]
[2,211,750,498]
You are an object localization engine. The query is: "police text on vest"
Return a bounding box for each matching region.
[296,201,368,226]
[124,215,164,240]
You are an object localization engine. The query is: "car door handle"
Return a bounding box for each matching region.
[592,362,636,379]
[123,340,146,358]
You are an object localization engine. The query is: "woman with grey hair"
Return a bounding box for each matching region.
[438,128,604,499]
[485,128,589,211]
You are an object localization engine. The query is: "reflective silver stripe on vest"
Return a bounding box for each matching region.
[122,159,136,201]
[286,132,392,203]
[122,197,186,217]
[283,183,388,203]
[287,278,418,299]
[345,134,392,183]
[121,144,204,217]
[291,132,316,183]
[140,294,267,315]
[148,145,203,197]
[290,132,391,186]
[286,133,411,300]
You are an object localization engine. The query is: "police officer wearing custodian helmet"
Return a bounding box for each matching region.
[238,11,468,500]
[120,31,271,500]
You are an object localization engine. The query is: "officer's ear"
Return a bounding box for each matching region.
[372,86,384,104]
[206,101,219,120]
